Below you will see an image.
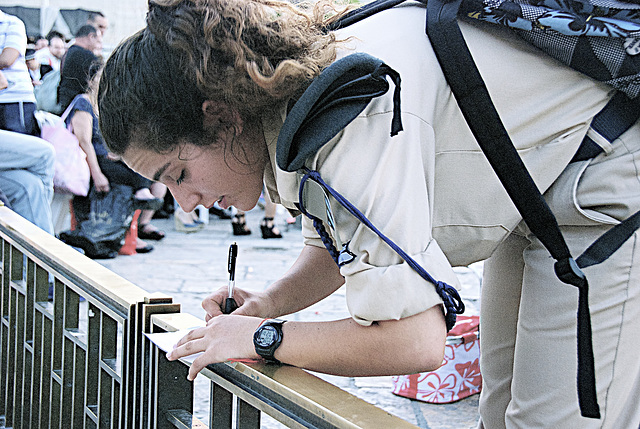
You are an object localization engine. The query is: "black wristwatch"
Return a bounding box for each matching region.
[253,319,286,363]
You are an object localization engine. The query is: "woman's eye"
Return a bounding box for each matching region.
[176,170,186,185]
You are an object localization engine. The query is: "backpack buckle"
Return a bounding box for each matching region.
[554,257,586,287]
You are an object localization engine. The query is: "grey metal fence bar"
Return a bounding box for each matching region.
[0,206,416,429]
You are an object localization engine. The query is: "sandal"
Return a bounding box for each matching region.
[135,237,154,253]
[232,214,252,236]
[138,223,166,240]
[260,217,282,239]
[174,212,204,233]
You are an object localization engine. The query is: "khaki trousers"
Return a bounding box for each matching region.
[478,121,640,428]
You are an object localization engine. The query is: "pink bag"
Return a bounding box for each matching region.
[391,315,481,404]
[37,98,90,196]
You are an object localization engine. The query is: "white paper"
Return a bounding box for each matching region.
[144,328,203,364]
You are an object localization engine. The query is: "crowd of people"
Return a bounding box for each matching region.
[0,7,284,260]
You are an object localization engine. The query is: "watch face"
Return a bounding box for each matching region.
[256,326,278,347]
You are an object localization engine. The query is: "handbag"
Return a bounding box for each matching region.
[59,184,135,259]
[36,96,91,196]
[391,315,481,404]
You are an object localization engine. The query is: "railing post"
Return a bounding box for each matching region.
[136,296,181,428]
[154,348,193,428]
[236,399,260,429]
[210,383,233,429]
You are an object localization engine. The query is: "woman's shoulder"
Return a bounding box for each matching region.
[70,94,94,113]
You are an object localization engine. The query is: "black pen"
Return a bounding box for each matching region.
[223,242,239,314]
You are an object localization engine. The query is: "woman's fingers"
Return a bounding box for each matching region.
[202,287,228,318]
[166,315,262,381]
[188,351,215,381]
[173,326,206,349]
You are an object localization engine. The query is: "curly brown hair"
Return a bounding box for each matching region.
[98,0,345,156]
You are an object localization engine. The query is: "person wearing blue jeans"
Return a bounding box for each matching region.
[0,129,55,234]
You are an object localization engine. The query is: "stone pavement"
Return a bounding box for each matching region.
[97,206,482,428]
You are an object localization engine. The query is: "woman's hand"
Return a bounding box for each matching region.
[166,314,263,380]
[92,171,110,193]
[202,286,278,322]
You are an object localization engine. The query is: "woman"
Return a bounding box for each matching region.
[67,89,164,253]
[97,0,640,427]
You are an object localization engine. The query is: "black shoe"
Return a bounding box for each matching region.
[135,244,154,254]
[138,224,166,240]
[232,214,251,236]
[260,217,283,239]
[210,205,233,219]
[59,231,118,259]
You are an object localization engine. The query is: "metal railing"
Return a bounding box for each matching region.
[0,206,416,429]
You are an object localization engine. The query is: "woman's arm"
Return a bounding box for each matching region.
[71,111,110,192]
[168,305,446,381]
[173,243,446,380]
[202,244,345,320]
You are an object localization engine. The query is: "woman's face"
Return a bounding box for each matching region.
[123,124,268,213]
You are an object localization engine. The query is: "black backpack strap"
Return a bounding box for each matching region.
[572,91,640,162]
[324,0,410,32]
[277,53,403,172]
[426,0,601,418]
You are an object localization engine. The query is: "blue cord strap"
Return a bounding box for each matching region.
[297,169,465,331]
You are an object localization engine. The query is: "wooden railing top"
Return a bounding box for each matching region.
[152,313,418,429]
[0,206,151,314]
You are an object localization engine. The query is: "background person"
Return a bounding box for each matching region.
[87,12,109,37]
[87,12,109,56]
[66,88,161,254]
[0,129,55,234]
[25,48,41,86]
[0,9,37,135]
[35,30,66,78]
[96,1,640,427]
[34,35,48,51]
[57,25,102,111]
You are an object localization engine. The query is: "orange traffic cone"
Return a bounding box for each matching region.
[119,210,141,255]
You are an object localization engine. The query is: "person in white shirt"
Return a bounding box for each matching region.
[34,30,66,78]
[0,10,37,135]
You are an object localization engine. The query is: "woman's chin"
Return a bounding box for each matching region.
[241,195,262,212]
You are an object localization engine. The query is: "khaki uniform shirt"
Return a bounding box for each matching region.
[262,2,613,326]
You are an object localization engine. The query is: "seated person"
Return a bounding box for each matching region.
[66,91,164,253]
[0,129,55,234]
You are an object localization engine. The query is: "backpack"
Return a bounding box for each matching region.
[279,0,640,418]
[34,69,63,115]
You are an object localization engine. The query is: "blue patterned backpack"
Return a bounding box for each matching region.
[330,0,640,98]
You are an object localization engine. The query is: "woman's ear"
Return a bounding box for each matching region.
[202,100,243,134]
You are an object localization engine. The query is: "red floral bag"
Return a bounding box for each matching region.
[392,315,481,403]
